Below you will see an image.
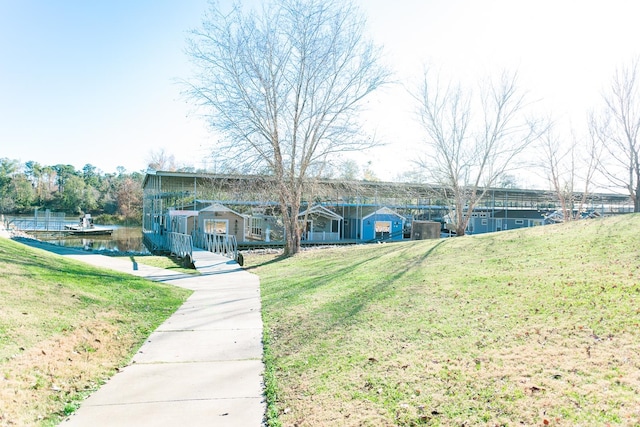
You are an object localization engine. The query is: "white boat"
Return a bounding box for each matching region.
[65,214,114,235]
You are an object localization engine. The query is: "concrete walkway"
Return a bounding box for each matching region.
[9,236,265,426]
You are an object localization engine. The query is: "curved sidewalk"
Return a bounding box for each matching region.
[13,241,267,426]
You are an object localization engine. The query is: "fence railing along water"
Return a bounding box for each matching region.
[7,210,71,232]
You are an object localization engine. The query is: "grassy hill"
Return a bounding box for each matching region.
[0,238,191,426]
[248,214,640,426]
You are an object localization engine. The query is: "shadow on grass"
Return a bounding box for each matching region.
[3,237,142,283]
[244,254,291,271]
[402,239,446,268]
[264,239,451,347]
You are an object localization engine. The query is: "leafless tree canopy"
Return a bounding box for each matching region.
[593,57,640,212]
[537,123,601,221]
[413,70,541,235]
[147,148,178,171]
[184,0,389,254]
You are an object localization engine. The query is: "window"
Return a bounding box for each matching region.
[251,217,262,236]
[204,219,228,235]
[375,221,391,239]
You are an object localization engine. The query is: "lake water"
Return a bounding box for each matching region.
[37,226,149,254]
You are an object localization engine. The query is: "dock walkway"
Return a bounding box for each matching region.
[8,235,265,427]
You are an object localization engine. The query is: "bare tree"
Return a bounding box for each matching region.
[337,159,360,180]
[538,124,601,221]
[185,0,389,254]
[116,176,143,219]
[413,70,540,236]
[593,57,640,212]
[147,148,177,172]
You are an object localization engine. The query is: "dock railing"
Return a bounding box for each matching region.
[192,231,238,261]
[167,232,193,261]
[7,210,69,232]
[143,231,168,253]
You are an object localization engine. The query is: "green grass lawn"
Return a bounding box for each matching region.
[0,238,191,426]
[247,214,640,426]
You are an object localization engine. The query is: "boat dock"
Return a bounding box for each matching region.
[5,211,113,235]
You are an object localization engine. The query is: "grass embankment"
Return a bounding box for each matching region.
[248,214,640,426]
[0,239,191,426]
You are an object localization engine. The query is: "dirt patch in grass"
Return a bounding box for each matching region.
[479,334,640,424]
[0,281,82,363]
[0,312,136,426]
[280,393,393,427]
[270,325,640,426]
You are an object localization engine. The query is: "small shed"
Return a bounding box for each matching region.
[411,220,441,240]
[298,204,343,241]
[361,207,405,241]
[197,203,248,242]
[168,210,198,235]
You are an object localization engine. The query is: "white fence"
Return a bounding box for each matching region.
[192,231,238,260]
[167,232,193,261]
[303,231,340,241]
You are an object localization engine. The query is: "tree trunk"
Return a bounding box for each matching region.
[284,218,301,256]
[454,201,467,236]
[281,190,302,256]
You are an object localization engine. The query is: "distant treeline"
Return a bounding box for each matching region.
[0,158,143,224]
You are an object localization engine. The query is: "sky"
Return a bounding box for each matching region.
[2,1,640,184]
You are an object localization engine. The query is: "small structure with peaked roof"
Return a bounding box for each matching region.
[197,203,249,242]
[361,207,405,241]
[167,209,198,235]
[341,206,405,241]
[298,204,344,242]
